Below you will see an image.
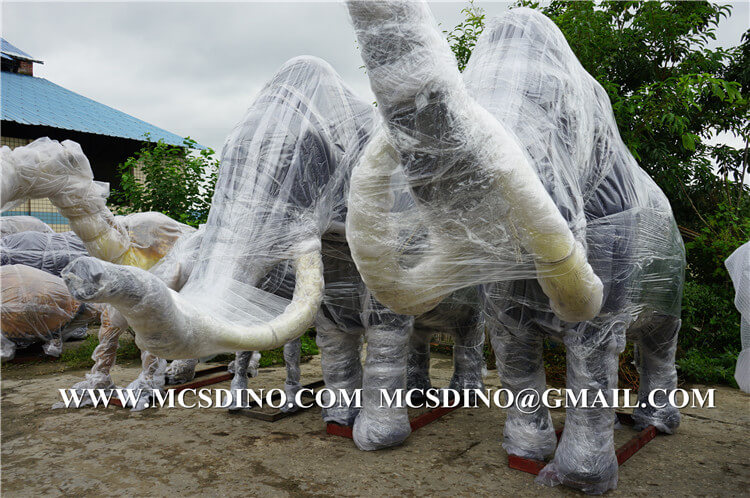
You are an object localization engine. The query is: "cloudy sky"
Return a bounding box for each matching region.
[3,1,749,152]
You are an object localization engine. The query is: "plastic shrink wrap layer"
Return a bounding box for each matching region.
[345,2,684,493]
[42,53,484,446]
[0,216,54,237]
[726,241,750,393]
[1,231,88,276]
[1,264,100,359]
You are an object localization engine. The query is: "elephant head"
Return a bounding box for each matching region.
[344,0,603,322]
[59,56,375,359]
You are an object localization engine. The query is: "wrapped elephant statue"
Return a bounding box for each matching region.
[1,138,483,420]
[0,143,198,407]
[344,2,685,494]
[59,55,486,447]
[1,264,101,359]
[22,2,686,493]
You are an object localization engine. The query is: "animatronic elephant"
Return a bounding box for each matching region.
[1,264,101,359]
[0,142,196,406]
[61,55,485,450]
[345,2,685,493]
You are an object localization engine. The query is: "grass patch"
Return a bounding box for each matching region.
[60,333,142,369]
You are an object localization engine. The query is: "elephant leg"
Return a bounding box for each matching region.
[124,351,168,412]
[52,306,125,409]
[1,334,16,361]
[449,320,485,393]
[490,317,556,460]
[407,327,432,392]
[316,314,363,426]
[165,358,200,385]
[246,351,261,378]
[42,329,63,357]
[633,314,681,433]
[281,338,303,413]
[537,319,626,494]
[353,302,413,451]
[228,351,256,411]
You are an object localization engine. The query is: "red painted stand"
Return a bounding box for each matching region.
[109,365,232,407]
[327,403,462,438]
[507,412,659,475]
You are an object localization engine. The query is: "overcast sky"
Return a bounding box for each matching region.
[3,1,749,152]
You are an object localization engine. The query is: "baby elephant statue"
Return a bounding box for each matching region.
[345,2,685,494]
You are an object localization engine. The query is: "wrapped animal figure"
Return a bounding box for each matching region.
[344,2,685,493]
[0,215,54,237]
[60,54,485,448]
[1,230,88,275]
[0,142,198,407]
[1,264,100,359]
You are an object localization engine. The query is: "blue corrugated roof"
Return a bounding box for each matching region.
[1,38,42,63]
[1,71,199,148]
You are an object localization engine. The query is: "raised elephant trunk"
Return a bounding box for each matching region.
[62,247,323,359]
[0,138,172,268]
[345,0,603,321]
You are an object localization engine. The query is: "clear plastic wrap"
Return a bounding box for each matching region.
[0,215,54,237]
[345,2,685,493]
[0,264,99,359]
[726,241,750,393]
[49,53,485,449]
[1,230,88,276]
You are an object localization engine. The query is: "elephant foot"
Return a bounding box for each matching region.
[0,336,16,361]
[633,402,680,434]
[320,388,360,426]
[536,442,618,495]
[448,373,484,405]
[407,371,432,393]
[124,377,163,412]
[52,373,116,409]
[352,411,411,451]
[502,411,557,460]
[165,359,198,385]
[280,382,302,413]
[42,337,63,357]
[227,377,250,412]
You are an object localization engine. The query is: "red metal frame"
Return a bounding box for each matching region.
[327,403,462,438]
[507,412,660,475]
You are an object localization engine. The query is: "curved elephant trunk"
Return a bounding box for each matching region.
[345,0,602,321]
[1,138,134,263]
[62,247,324,358]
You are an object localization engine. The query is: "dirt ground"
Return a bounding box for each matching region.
[1,348,748,497]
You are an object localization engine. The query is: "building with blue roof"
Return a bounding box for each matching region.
[1,38,200,231]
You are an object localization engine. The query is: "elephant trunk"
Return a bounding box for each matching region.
[346,0,603,321]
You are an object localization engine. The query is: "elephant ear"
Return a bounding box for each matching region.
[345,0,603,321]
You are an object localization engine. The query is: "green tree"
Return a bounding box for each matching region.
[445,1,749,385]
[111,136,218,227]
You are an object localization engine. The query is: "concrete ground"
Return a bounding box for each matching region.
[1,349,748,496]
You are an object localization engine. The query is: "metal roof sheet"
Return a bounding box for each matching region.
[1,38,43,64]
[1,71,199,148]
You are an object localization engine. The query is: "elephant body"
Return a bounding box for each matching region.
[0,264,100,359]
[345,3,686,494]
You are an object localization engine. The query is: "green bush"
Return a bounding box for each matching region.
[677,349,739,387]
